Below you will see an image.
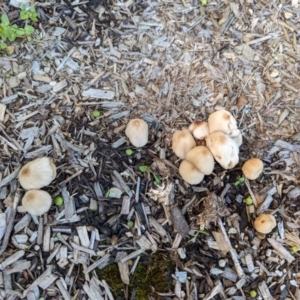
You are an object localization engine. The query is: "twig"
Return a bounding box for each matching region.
[0,189,21,256]
[217,218,246,279]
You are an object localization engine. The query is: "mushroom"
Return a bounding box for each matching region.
[242,158,264,180]
[179,160,204,185]
[208,110,240,137]
[254,214,276,234]
[125,118,148,147]
[185,146,215,175]
[205,132,239,169]
[19,157,57,190]
[188,121,209,140]
[172,129,196,159]
[231,130,243,147]
[22,189,52,216]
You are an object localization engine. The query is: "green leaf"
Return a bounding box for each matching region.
[1,15,10,26]
[30,15,38,22]
[153,174,161,185]
[125,149,134,156]
[30,6,36,13]
[0,42,7,49]
[27,36,32,41]
[24,25,34,34]
[139,165,149,173]
[20,11,28,20]
[15,29,25,36]
[21,4,27,11]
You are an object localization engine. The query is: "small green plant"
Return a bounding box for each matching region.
[249,290,257,298]
[0,14,34,49]
[244,196,253,206]
[189,229,209,243]
[127,220,134,228]
[92,110,100,118]
[139,165,161,185]
[125,149,134,156]
[20,5,38,22]
[201,0,207,5]
[290,246,299,253]
[234,176,245,187]
[54,195,64,206]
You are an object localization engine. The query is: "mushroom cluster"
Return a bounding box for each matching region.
[18,157,56,216]
[172,110,243,184]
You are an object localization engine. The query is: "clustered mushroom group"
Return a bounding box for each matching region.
[18,157,56,216]
[124,111,277,237]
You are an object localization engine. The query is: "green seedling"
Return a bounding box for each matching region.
[139,165,161,185]
[20,5,38,22]
[125,149,134,156]
[105,189,111,197]
[290,246,299,253]
[249,290,257,297]
[244,196,253,206]
[0,14,35,49]
[127,220,134,228]
[234,176,245,187]
[189,229,209,243]
[92,110,100,118]
[201,0,207,5]
[54,195,64,206]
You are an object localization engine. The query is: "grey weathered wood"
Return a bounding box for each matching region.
[82,88,115,99]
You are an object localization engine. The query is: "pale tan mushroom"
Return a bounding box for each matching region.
[208,110,240,137]
[185,146,215,175]
[125,119,148,147]
[205,132,239,169]
[231,130,243,147]
[188,121,209,140]
[172,129,196,159]
[242,158,264,180]
[22,190,52,216]
[254,214,276,234]
[179,160,204,185]
[19,157,57,190]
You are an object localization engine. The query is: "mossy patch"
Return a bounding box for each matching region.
[96,252,175,299]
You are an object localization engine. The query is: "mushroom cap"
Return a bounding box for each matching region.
[22,189,52,216]
[179,160,204,185]
[254,214,276,234]
[125,119,148,148]
[231,130,243,147]
[205,132,239,169]
[19,157,57,190]
[185,146,215,175]
[188,121,209,140]
[172,129,196,159]
[242,158,264,180]
[208,110,240,137]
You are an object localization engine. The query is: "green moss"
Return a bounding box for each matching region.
[96,252,175,299]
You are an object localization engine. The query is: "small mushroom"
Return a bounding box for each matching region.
[22,190,52,216]
[208,110,240,137]
[205,132,239,169]
[188,121,209,140]
[242,158,264,180]
[19,157,57,190]
[231,130,243,147]
[179,160,204,185]
[125,118,148,147]
[172,129,196,159]
[254,214,276,234]
[185,146,215,175]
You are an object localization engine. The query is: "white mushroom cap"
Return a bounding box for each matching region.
[22,190,52,216]
[19,157,57,190]
[231,130,243,147]
[172,129,196,159]
[188,121,209,140]
[179,160,204,185]
[242,158,264,180]
[254,214,276,234]
[125,119,148,148]
[205,132,239,169]
[185,146,215,175]
[208,110,240,137]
